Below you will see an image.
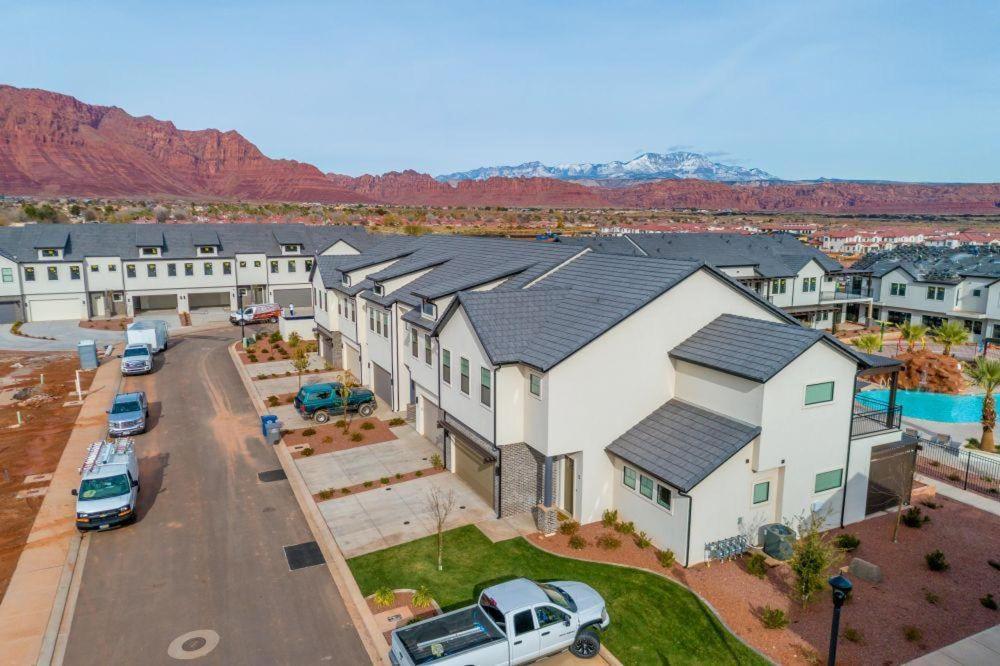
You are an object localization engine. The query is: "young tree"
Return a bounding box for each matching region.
[898,322,928,352]
[426,487,456,572]
[931,321,969,356]
[337,379,354,432]
[788,511,841,605]
[291,347,310,388]
[967,357,1000,452]
[853,333,882,355]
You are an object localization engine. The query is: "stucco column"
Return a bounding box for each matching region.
[887,371,899,428]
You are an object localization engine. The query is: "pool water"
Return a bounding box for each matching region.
[857,389,997,423]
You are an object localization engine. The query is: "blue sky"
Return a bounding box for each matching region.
[3,1,998,181]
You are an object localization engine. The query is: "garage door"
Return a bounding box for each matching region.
[372,363,392,406]
[272,288,312,308]
[344,345,361,382]
[0,301,20,324]
[135,294,178,312]
[189,292,231,309]
[28,298,85,322]
[453,437,495,506]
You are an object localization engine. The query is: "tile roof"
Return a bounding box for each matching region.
[606,399,760,492]
[29,226,70,249]
[854,245,1000,282]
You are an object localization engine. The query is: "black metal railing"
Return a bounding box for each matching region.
[851,397,902,438]
[916,438,1000,499]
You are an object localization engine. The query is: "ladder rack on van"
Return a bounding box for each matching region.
[78,438,135,474]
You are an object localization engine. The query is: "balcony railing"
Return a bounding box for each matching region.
[821,287,874,302]
[851,396,902,438]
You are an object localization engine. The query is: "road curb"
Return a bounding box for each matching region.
[228,342,387,665]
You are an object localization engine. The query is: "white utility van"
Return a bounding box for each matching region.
[72,439,139,531]
[125,320,169,353]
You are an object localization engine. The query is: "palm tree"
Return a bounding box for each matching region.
[966,357,1000,452]
[930,321,969,356]
[898,322,928,352]
[853,333,882,355]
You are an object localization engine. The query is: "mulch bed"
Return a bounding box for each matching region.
[532,495,1000,665]
[366,590,440,644]
[236,339,317,365]
[79,318,132,331]
[263,392,297,407]
[311,466,444,502]
[286,418,397,458]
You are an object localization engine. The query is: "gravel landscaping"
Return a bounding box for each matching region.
[285,417,397,458]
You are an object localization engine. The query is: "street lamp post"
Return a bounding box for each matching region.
[237,289,245,342]
[827,574,853,665]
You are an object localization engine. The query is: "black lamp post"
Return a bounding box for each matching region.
[237,289,245,342]
[827,574,853,665]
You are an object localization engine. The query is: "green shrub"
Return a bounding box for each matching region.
[415,470,423,477]
[842,627,864,644]
[947,472,961,482]
[430,454,443,469]
[412,585,433,608]
[924,590,940,604]
[925,550,949,571]
[360,421,375,430]
[388,417,406,426]
[373,586,396,608]
[322,436,332,443]
[363,480,373,488]
[789,512,841,605]
[657,549,675,568]
[269,331,283,344]
[834,533,861,551]
[981,593,998,610]
[760,606,789,629]
[902,507,929,528]
[614,520,635,535]
[317,489,334,500]
[267,395,280,407]
[747,552,768,579]
[601,509,618,528]
[634,531,652,549]
[300,447,314,457]
[380,476,390,485]
[302,428,316,437]
[568,534,587,550]
[596,534,621,550]
[341,487,351,494]
[350,432,363,442]
[335,419,347,427]
[395,472,403,480]
[920,499,941,509]
[288,332,301,348]
[903,626,922,642]
[558,521,580,536]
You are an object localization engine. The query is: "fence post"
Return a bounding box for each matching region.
[964,452,972,490]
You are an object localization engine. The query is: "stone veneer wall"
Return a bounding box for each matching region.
[498,442,554,518]
[317,329,343,368]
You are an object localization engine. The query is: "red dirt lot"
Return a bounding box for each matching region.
[0,352,96,601]
[533,496,1000,665]
[286,418,397,458]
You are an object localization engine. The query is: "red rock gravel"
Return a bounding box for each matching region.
[531,497,1000,665]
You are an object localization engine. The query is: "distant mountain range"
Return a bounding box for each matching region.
[437,152,775,183]
[2,85,998,214]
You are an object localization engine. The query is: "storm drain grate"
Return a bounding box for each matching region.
[257,469,287,483]
[283,541,325,571]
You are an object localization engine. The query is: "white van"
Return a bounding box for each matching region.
[73,439,139,531]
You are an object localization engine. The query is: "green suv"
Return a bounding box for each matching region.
[294,382,377,424]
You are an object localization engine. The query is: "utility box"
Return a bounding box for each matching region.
[761,524,796,561]
[77,340,98,370]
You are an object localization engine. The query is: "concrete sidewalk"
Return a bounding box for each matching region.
[915,473,1000,517]
[0,355,120,665]
[906,625,1000,665]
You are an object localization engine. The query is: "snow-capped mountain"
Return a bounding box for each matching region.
[437,152,776,183]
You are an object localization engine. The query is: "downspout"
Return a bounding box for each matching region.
[840,370,860,528]
[494,365,501,519]
[679,490,693,567]
[436,337,447,469]
[389,303,396,412]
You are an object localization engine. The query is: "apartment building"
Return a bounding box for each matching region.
[820,229,926,254]
[311,235,909,566]
[856,247,1000,341]
[554,233,874,330]
[0,223,372,323]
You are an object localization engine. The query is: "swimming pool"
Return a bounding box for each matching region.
[857,389,997,423]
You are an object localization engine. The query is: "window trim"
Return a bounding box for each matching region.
[752,480,771,505]
[804,380,835,407]
[814,467,844,494]
[622,466,636,490]
[460,357,470,396]
[23,267,35,281]
[125,264,136,278]
[442,349,451,385]
[146,263,156,278]
[529,373,542,399]
[424,333,432,366]
[639,474,654,500]
[70,266,81,280]
[479,366,492,408]
[655,483,672,512]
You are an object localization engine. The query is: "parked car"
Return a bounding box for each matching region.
[294,382,377,423]
[107,391,149,436]
[389,578,609,665]
[120,343,153,375]
[230,303,280,325]
[72,439,139,531]
[125,319,169,353]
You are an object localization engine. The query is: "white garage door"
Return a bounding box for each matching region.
[29,298,86,322]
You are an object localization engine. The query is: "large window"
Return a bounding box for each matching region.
[47,266,58,280]
[622,466,636,489]
[639,475,654,500]
[890,282,906,297]
[480,367,491,407]
[125,264,135,278]
[814,468,843,493]
[184,263,194,276]
[752,481,770,505]
[804,381,834,405]
[424,334,432,365]
[927,286,945,301]
[802,277,817,293]
[771,278,787,294]
[442,350,451,384]
[1,268,12,283]
[168,263,177,277]
[411,329,419,357]
[147,264,156,278]
[460,357,470,395]
[70,266,81,280]
[23,267,34,282]
[656,484,672,510]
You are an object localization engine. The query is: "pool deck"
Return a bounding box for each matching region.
[903,415,981,444]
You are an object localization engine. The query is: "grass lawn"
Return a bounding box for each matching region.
[348,525,766,665]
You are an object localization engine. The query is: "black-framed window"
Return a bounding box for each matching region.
[125,264,135,278]
[24,267,34,281]
[424,334,432,365]
[270,260,279,274]
[168,263,177,277]
[47,266,58,280]
[890,282,906,296]
[184,263,194,276]
[480,367,491,407]
[442,350,451,384]
[70,266,81,280]
[411,329,419,357]
[804,381,835,405]
[460,357,470,395]
[656,484,672,510]
[204,262,213,276]
[147,264,156,278]
[223,262,232,275]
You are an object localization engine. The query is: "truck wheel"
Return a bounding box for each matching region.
[570,629,601,659]
[358,403,375,417]
[314,410,330,424]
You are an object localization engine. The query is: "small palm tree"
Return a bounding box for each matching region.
[930,321,969,356]
[967,357,1000,452]
[853,333,881,355]
[899,322,928,352]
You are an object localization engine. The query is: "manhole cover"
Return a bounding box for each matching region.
[167,629,219,660]
[283,541,325,571]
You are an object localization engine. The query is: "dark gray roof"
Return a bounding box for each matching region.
[670,313,834,382]
[606,399,760,492]
[552,236,645,257]
[189,228,221,246]
[134,226,164,247]
[272,227,306,245]
[30,226,70,249]
[853,245,1000,283]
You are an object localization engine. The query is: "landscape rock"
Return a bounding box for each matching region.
[849,557,883,583]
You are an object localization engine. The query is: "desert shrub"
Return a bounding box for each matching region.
[300,447,314,457]
[842,627,864,644]
[360,421,375,430]
[657,549,676,568]
[317,489,334,500]
[373,586,396,608]
[341,487,351,494]
[322,436,332,443]
[760,606,789,629]
[388,417,406,426]
[334,419,347,427]
[920,499,941,509]
[634,531,652,549]
[903,626,922,642]
[363,480,373,488]
[568,534,587,550]
[924,590,940,604]
[288,332,301,347]
[614,520,635,535]
[350,432,363,442]
[929,460,940,467]
[834,533,861,551]
[601,509,618,528]
[269,331,282,344]
[248,354,258,362]
[981,593,998,610]
[415,470,423,477]
[302,428,316,437]
[412,585,433,608]
[267,395,280,407]
[558,521,580,536]
[947,472,961,482]
[901,506,929,528]
[430,454,443,469]
[596,534,621,550]
[789,512,841,605]
[925,550,949,571]
[747,552,768,579]
[395,472,403,480]
[380,476,390,485]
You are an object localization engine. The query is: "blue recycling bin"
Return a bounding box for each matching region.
[261,414,278,437]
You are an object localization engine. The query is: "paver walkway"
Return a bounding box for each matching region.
[906,625,1000,665]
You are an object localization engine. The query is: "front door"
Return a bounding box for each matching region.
[561,456,575,516]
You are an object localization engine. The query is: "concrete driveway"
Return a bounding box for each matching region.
[0,322,124,351]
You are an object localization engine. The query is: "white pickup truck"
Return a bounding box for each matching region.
[389,578,609,665]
